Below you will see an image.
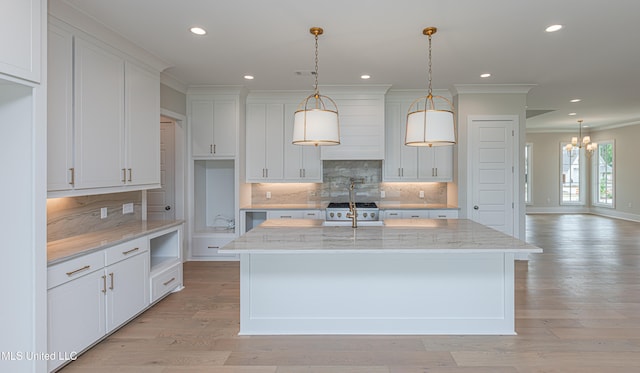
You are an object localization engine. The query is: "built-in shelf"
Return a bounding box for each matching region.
[194,159,236,233]
[149,226,181,275]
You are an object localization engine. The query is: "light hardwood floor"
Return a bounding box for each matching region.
[60,214,640,372]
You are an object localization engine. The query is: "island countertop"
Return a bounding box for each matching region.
[219,219,542,254]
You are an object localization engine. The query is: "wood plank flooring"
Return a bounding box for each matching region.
[60,214,640,372]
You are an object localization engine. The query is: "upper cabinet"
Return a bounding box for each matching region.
[245,96,322,183]
[0,0,41,82]
[47,18,162,196]
[190,96,238,158]
[383,91,454,182]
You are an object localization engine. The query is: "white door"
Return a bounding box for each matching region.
[147,120,176,220]
[470,117,515,236]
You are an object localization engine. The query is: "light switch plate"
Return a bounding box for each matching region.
[419,190,425,198]
[100,207,108,219]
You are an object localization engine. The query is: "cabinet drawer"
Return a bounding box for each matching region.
[402,210,429,219]
[191,236,236,258]
[48,251,104,289]
[105,237,149,266]
[267,210,304,219]
[151,263,182,303]
[429,210,459,219]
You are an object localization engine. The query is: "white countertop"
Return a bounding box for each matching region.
[240,204,459,210]
[47,220,184,265]
[220,219,542,254]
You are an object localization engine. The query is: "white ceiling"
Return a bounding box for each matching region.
[61,0,640,131]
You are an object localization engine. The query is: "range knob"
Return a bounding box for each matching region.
[330,212,334,218]
[371,213,376,218]
[337,212,342,218]
[363,212,368,218]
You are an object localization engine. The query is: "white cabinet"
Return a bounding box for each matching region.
[47,24,74,192]
[149,226,183,301]
[246,103,284,181]
[104,238,150,332]
[283,103,322,181]
[0,0,41,82]
[190,96,238,158]
[246,102,322,182]
[47,239,149,372]
[267,210,323,219]
[384,94,454,182]
[418,146,453,181]
[383,209,458,219]
[73,36,125,189]
[191,235,237,260]
[47,25,161,194]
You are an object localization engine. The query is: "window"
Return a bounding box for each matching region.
[560,142,584,204]
[594,140,614,207]
[525,143,532,204]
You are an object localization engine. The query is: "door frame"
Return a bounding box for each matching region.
[466,115,521,239]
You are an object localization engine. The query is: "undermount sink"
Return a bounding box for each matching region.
[322,220,385,227]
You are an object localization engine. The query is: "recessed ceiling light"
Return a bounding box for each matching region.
[568,112,577,116]
[361,74,371,80]
[480,73,491,78]
[244,75,254,80]
[570,98,581,103]
[545,24,563,32]
[190,27,207,35]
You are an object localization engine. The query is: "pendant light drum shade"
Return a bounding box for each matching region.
[292,94,340,146]
[405,96,456,146]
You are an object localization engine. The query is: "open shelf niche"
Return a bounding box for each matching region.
[193,159,236,234]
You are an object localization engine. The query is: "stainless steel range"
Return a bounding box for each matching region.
[325,202,379,221]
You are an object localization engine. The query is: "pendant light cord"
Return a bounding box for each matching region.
[427,30,433,98]
[314,32,320,97]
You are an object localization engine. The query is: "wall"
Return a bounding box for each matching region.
[250,160,449,206]
[47,191,142,242]
[527,124,640,221]
[160,82,186,116]
[455,86,530,239]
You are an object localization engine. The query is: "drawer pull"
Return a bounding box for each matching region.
[163,277,176,286]
[207,246,220,249]
[122,247,140,255]
[66,265,91,277]
[280,216,292,219]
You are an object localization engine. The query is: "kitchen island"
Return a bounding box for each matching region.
[220,219,542,335]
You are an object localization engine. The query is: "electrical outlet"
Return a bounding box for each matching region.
[100,207,108,219]
[419,190,425,199]
[266,191,271,199]
[122,203,134,214]
[380,190,386,199]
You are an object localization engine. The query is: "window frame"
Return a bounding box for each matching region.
[559,141,586,205]
[592,139,615,208]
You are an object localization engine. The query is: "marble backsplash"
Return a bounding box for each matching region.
[47,191,142,242]
[251,160,448,205]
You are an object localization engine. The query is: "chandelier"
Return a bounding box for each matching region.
[292,27,340,146]
[565,119,597,157]
[405,27,456,147]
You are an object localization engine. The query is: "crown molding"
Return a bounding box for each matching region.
[453,84,536,95]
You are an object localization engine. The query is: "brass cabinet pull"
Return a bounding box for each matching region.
[303,169,306,178]
[66,265,90,277]
[109,272,114,290]
[163,277,176,286]
[102,275,107,293]
[213,144,216,154]
[122,247,139,255]
[207,246,220,249]
[127,168,132,182]
[69,168,75,186]
[122,168,126,183]
[209,144,213,154]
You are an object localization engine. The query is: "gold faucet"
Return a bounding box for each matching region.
[346,179,359,228]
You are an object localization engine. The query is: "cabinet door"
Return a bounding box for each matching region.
[246,103,284,181]
[212,99,237,157]
[418,146,453,181]
[125,61,160,186]
[74,37,125,189]
[105,252,149,332]
[283,103,322,181]
[384,102,418,181]
[191,100,215,157]
[47,25,74,191]
[0,0,41,82]
[48,270,106,372]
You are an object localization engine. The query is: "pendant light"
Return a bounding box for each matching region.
[292,27,340,146]
[405,27,456,147]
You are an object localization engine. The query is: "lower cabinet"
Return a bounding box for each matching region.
[383,209,458,219]
[47,224,182,372]
[191,235,237,261]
